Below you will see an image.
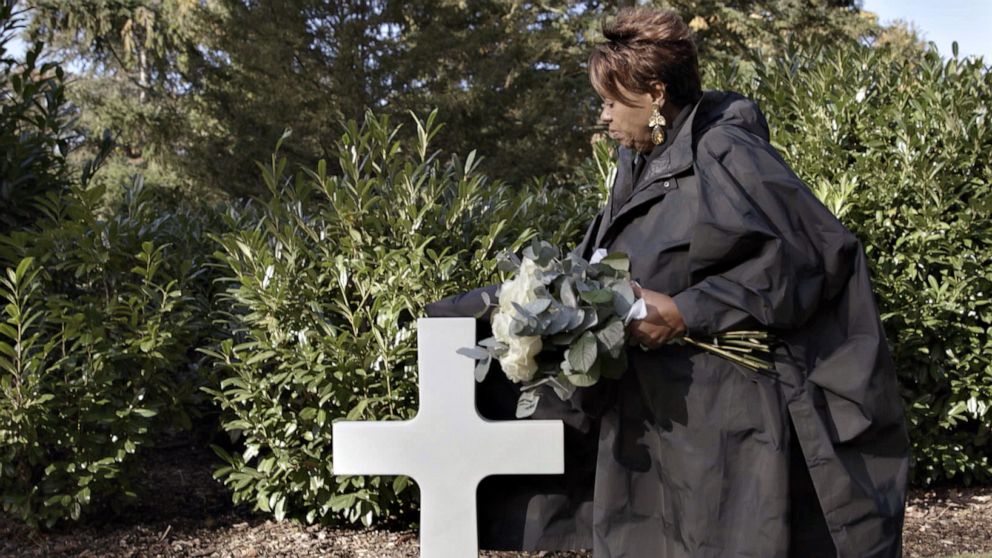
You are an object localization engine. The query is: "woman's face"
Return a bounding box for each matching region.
[597,82,660,153]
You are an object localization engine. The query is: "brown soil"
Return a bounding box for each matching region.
[1,443,989,558]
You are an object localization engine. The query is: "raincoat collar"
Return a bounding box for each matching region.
[633,94,704,181]
[618,89,773,187]
[593,90,772,250]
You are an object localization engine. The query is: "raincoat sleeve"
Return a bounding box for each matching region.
[671,125,857,337]
[425,284,499,320]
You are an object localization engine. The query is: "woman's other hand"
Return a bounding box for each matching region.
[627,282,687,349]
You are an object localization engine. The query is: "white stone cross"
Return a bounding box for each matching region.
[332,317,564,557]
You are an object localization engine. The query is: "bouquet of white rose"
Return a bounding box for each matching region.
[459,239,777,418]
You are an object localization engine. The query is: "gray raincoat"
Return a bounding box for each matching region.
[425,89,909,557]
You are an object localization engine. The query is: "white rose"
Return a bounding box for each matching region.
[498,334,543,383]
[498,277,522,312]
[491,311,513,344]
[498,258,544,310]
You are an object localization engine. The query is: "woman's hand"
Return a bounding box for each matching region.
[627,282,688,349]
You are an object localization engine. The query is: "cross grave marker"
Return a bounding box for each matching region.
[332,317,565,558]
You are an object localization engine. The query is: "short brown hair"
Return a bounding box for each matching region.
[588,8,702,108]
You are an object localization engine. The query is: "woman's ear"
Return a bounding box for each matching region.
[651,82,667,106]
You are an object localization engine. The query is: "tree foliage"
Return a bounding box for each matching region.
[24,0,882,199]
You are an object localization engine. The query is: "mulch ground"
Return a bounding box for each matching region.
[1,442,990,558]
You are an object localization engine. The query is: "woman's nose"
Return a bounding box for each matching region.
[599,107,611,123]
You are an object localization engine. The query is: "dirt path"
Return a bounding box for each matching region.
[1,443,990,557]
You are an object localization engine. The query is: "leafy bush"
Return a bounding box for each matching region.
[200,111,604,526]
[0,5,220,527]
[0,177,220,528]
[0,3,76,235]
[708,37,992,484]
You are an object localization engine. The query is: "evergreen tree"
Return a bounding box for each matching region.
[23,0,894,198]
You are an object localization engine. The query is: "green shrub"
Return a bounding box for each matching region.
[200,111,604,526]
[0,5,220,526]
[0,3,76,235]
[0,178,219,528]
[708,37,992,484]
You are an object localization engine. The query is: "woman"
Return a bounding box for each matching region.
[428,7,909,557]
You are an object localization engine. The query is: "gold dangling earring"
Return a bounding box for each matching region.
[649,103,666,145]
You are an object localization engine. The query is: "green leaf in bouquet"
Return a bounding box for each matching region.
[510,316,546,337]
[565,358,601,387]
[497,251,521,273]
[457,345,495,382]
[567,331,598,373]
[549,309,588,345]
[538,269,562,285]
[595,317,626,358]
[590,263,625,280]
[580,308,599,330]
[524,238,560,267]
[561,256,574,275]
[608,276,636,305]
[510,303,545,336]
[509,316,528,336]
[563,252,588,275]
[579,288,613,305]
[474,357,492,382]
[516,389,541,418]
[559,276,578,308]
[546,306,577,335]
[456,346,490,361]
[595,300,620,325]
[604,278,637,316]
[611,292,633,319]
[551,329,580,346]
[522,297,552,316]
[511,301,536,321]
[599,252,630,273]
[550,372,578,400]
[478,336,498,348]
[568,307,587,330]
[585,263,602,279]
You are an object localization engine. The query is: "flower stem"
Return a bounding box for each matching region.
[679,336,774,372]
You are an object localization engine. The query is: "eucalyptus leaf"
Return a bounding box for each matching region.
[600,252,630,272]
[579,288,613,305]
[523,297,552,316]
[595,317,626,358]
[566,308,586,330]
[560,277,578,308]
[511,301,536,321]
[497,258,518,273]
[550,373,578,400]
[475,356,492,382]
[565,359,601,387]
[567,331,598,373]
[516,390,541,418]
[478,336,498,348]
[456,346,490,361]
[547,307,575,335]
